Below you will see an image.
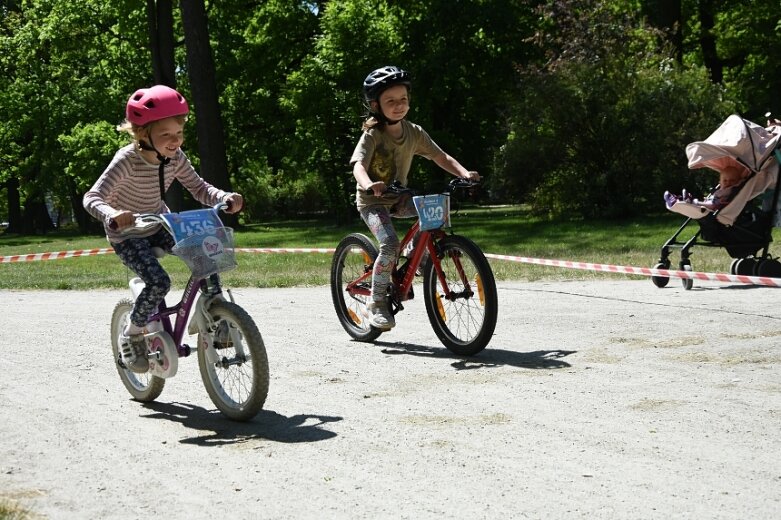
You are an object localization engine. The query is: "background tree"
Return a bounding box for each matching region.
[145,0,185,211]
[208,0,324,221]
[491,0,737,218]
[682,0,781,118]
[1,0,779,232]
[180,0,232,206]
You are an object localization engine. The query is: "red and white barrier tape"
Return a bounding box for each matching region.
[0,248,114,263]
[2,246,779,287]
[484,253,781,287]
[235,247,336,254]
[0,247,333,263]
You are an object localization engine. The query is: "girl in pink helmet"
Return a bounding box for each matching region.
[351,66,480,330]
[83,85,243,373]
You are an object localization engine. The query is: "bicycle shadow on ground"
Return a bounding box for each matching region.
[369,340,575,371]
[139,401,341,446]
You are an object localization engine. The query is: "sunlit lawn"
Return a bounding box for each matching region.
[0,205,773,290]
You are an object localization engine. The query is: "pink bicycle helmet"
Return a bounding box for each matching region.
[126,85,189,126]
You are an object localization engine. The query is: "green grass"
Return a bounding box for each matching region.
[1,205,773,290]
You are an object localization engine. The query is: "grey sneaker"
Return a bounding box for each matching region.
[368,301,395,330]
[119,334,149,374]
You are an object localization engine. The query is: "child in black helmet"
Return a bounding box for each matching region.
[350,66,480,331]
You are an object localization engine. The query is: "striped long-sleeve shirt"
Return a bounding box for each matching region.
[83,144,231,243]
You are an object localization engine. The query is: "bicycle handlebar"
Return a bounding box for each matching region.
[364,178,479,196]
[108,202,230,232]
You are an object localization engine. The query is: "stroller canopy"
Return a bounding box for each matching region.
[686,114,780,173]
[685,115,781,225]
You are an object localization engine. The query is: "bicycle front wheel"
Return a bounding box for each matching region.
[110,298,165,402]
[198,301,269,421]
[330,233,383,342]
[423,235,498,356]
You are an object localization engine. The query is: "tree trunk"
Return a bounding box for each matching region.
[146,0,184,211]
[697,0,723,84]
[179,0,234,223]
[21,199,55,235]
[5,177,22,234]
[69,179,97,234]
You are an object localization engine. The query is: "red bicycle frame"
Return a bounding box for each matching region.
[345,219,470,305]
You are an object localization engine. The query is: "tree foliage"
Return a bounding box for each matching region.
[0,0,778,232]
[492,0,738,218]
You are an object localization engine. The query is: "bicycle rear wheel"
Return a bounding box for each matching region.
[110,298,165,402]
[198,301,269,421]
[330,233,383,342]
[423,235,498,356]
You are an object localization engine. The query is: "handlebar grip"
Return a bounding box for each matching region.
[108,219,118,231]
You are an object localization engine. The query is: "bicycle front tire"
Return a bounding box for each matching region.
[422,235,498,355]
[198,301,269,422]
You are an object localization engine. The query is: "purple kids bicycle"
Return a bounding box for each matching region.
[110,203,268,421]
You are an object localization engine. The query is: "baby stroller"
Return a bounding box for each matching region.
[652,114,781,290]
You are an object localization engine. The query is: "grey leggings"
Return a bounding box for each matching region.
[111,229,175,328]
[359,197,417,303]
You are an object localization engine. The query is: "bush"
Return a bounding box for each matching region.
[491,3,738,219]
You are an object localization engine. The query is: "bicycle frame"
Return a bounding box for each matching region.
[145,274,213,357]
[345,217,468,307]
[117,202,231,358]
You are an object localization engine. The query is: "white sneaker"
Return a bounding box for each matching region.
[367,301,395,330]
[119,334,149,373]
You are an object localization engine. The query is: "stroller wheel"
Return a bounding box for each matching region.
[754,259,781,278]
[735,257,757,276]
[680,261,693,291]
[651,262,670,288]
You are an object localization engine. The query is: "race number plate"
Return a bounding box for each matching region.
[161,208,223,242]
[413,194,450,231]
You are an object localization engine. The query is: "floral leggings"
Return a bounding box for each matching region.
[112,228,175,328]
[359,197,417,303]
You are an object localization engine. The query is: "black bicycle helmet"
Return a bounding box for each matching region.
[363,66,411,104]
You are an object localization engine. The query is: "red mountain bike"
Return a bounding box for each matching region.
[330,179,498,356]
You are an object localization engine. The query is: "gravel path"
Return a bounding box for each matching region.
[1,280,780,519]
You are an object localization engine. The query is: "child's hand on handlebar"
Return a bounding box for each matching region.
[224,193,244,214]
[462,171,480,182]
[366,181,387,197]
[110,210,135,230]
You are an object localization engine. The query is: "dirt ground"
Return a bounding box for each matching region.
[1,279,780,519]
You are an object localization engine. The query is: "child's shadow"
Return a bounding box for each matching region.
[372,340,575,370]
[140,401,341,446]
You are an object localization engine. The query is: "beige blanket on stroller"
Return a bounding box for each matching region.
[683,115,780,226]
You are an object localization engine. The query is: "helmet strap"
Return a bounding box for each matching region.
[139,136,170,203]
[157,160,169,204]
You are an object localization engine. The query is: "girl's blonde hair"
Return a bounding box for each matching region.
[116,115,187,144]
